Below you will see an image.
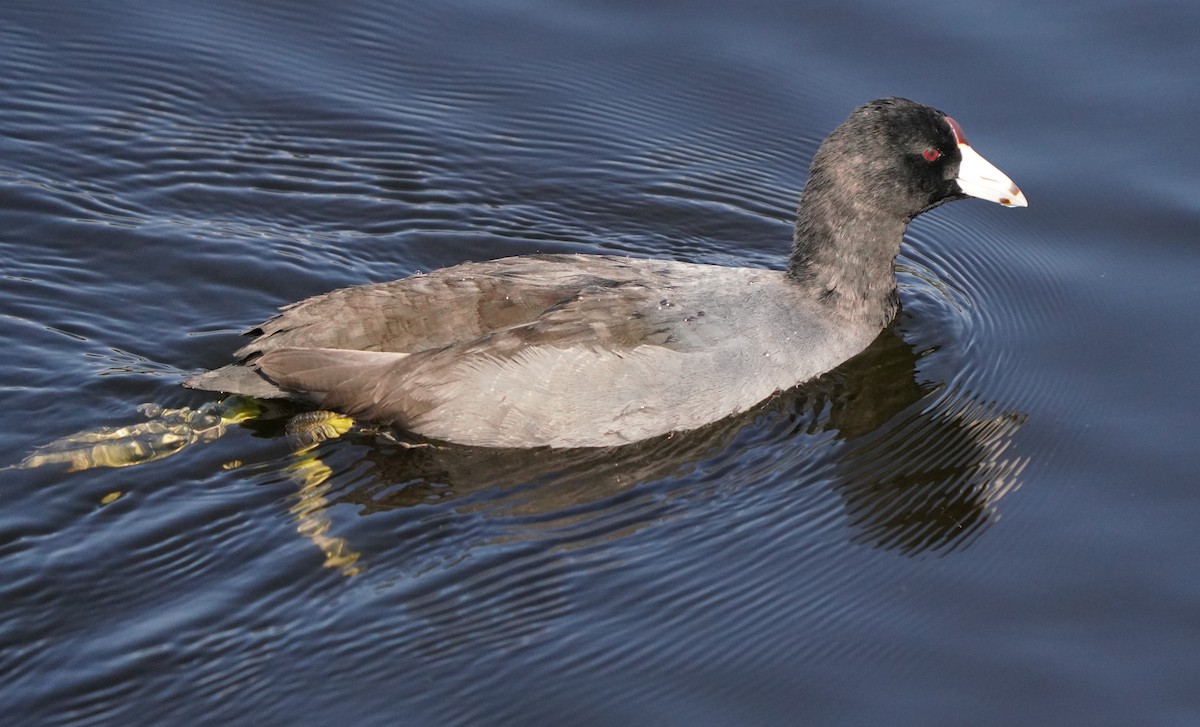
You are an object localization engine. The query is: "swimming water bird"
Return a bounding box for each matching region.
[185,97,1026,448]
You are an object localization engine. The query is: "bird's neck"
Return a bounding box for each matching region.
[786,181,908,329]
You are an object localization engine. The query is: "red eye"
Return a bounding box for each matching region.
[922,148,942,162]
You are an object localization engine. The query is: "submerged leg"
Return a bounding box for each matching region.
[283,411,364,577]
[16,399,369,577]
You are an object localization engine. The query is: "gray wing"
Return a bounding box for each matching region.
[235,254,679,357]
[186,254,708,399]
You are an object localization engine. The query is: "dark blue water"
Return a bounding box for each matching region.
[3,1,1199,725]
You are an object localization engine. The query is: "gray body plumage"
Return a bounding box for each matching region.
[188,255,873,447]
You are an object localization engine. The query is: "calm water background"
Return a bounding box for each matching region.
[2,0,1198,725]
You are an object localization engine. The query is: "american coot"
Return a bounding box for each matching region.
[186,97,1026,448]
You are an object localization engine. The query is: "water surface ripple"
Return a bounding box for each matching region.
[3,0,1199,725]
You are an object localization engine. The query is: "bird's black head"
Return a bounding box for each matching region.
[810,97,1026,221]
